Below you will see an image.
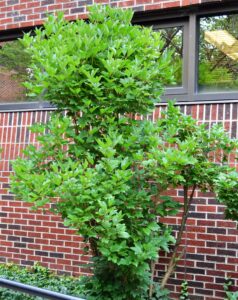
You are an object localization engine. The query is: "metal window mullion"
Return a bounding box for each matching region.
[182,21,189,93]
[187,13,197,102]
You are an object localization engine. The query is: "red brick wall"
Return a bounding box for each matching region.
[0,103,238,299]
[0,110,91,276]
[0,0,223,31]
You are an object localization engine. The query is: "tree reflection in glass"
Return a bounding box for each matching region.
[154,26,183,87]
[0,40,31,103]
[199,14,238,92]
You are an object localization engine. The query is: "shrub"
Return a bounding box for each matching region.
[11,6,175,300]
[10,5,238,300]
[0,263,84,300]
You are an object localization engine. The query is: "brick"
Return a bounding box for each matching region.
[8,236,20,241]
[21,237,34,243]
[57,247,72,253]
[215,277,226,284]
[41,257,56,263]
[41,0,55,5]
[28,244,41,250]
[14,242,26,248]
[187,226,206,233]
[14,15,26,21]
[13,4,27,10]
[188,212,206,219]
[70,7,85,13]
[218,235,237,242]
[217,220,236,228]
[207,228,226,235]
[206,255,225,263]
[186,254,205,261]
[188,281,204,288]
[215,291,227,299]
[228,257,238,264]
[217,249,236,256]
[207,213,224,220]
[197,247,216,255]
[228,228,238,235]
[205,283,224,291]
[0,224,7,229]
[65,241,79,248]
[35,251,49,256]
[28,232,41,238]
[50,252,64,258]
[57,234,72,241]
[8,224,21,230]
[206,241,226,248]
[195,288,214,295]
[197,262,215,269]
[49,263,64,270]
[197,234,216,241]
[42,245,56,252]
[50,240,64,246]
[176,266,205,275]
[7,0,19,4]
[65,254,80,260]
[22,260,34,266]
[197,205,216,212]
[216,263,236,272]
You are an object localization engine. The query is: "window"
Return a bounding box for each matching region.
[135,3,238,103]
[155,26,183,87]
[0,39,30,103]
[0,30,51,111]
[199,13,238,93]
[153,22,188,99]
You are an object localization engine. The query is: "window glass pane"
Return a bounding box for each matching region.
[0,39,31,103]
[155,26,183,87]
[199,14,238,92]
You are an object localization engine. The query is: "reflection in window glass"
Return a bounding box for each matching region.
[155,26,183,87]
[199,14,238,92]
[0,40,31,103]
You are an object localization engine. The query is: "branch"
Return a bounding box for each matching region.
[210,53,226,72]
[160,184,196,289]
[159,28,180,55]
[149,260,156,298]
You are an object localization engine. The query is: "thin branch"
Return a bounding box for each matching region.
[160,184,196,289]
[149,260,156,298]
[210,53,226,72]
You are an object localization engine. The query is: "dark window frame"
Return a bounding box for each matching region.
[153,21,189,98]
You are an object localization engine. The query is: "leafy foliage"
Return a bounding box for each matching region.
[179,280,189,300]
[0,263,84,300]
[214,171,238,221]
[224,278,238,300]
[10,5,238,300]
[11,6,175,300]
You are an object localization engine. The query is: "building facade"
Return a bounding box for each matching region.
[0,0,238,299]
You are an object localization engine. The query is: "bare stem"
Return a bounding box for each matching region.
[149,260,156,298]
[160,184,196,289]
